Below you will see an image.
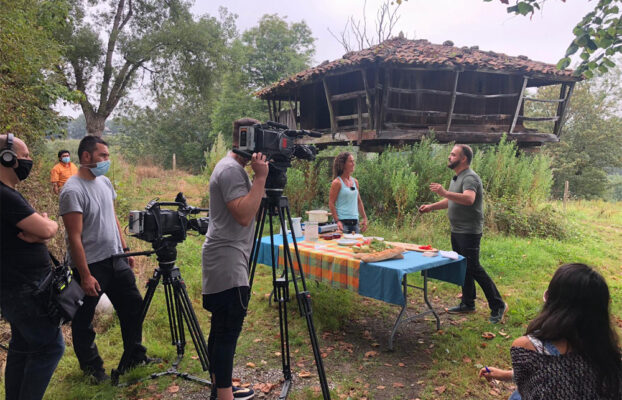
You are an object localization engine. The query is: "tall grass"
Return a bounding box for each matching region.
[285,136,563,238]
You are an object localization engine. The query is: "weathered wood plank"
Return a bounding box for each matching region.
[360,69,374,128]
[452,113,512,120]
[379,68,391,134]
[336,113,370,121]
[323,78,337,134]
[331,90,368,102]
[554,82,575,137]
[295,129,559,146]
[446,71,460,132]
[509,76,529,134]
[357,96,363,136]
[385,107,447,117]
[388,86,519,99]
[523,97,565,103]
[518,116,559,122]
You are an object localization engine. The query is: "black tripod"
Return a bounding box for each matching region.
[248,194,331,400]
[111,240,211,386]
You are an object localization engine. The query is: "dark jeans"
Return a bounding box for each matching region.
[451,233,504,311]
[203,286,249,388]
[2,290,65,400]
[72,257,146,373]
[340,219,360,234]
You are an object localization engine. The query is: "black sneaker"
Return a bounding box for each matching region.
[232,386,255,400]
[119,355,162,373]
[210,386,255,400]
[490,302,508,324]
[447,303,475,314]
[87,368,110,384]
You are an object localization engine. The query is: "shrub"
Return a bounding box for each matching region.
[284,137,562,238]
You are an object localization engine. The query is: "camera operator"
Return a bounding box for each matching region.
[60,136,157,384]
[202,118,268,400]
[0,134,64,400]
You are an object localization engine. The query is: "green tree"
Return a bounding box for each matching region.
[535,68,622,198]
[241,14,315,89]
[485,0,622,77]
[0,0,78,144]
[57,0,228,137]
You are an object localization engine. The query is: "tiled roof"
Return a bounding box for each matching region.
[257,37,579,98]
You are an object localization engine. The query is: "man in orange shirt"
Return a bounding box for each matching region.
[50,149,78,194]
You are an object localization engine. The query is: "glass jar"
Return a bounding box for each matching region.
[304,221,319,242]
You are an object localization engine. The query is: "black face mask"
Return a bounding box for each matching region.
[14,159,33,181]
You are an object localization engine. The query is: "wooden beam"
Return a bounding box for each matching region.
[374,68,381,131]
[386,107,447,117]
[295,129,559,147]
[336,113,370,121]
[509,76,529,134]
[267,100,274,121]
[451,113,512,120]
[523,97,565,103]
[554,82,575,137]
[379,68,392,135]
[390,87,451,96]
[446,71,460,132]
[388,86,519,99]
[553,84,568,135]
[360,69,373,129]
[457,91,519,99]
[357,96,363,138]
[322,78,337,134]
[518,116,560,122]
[331,90,368,102]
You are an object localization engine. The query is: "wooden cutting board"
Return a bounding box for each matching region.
[386,242,438,252]
[352,247,405,262]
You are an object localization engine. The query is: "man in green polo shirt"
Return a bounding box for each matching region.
[419,144,507,324]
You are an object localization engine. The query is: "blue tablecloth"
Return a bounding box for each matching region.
[256,234,466,306]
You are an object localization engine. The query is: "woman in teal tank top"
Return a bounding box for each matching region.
[328,152,368,233]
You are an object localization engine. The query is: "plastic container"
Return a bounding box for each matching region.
[291,217,303,237]
[304,221,319,242]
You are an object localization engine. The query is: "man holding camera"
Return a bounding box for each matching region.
[202,118,269,400]
[60,136,155,383]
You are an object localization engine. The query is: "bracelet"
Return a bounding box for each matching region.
[123,247,130,252]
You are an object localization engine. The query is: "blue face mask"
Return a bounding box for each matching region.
[61,156,70,163]
[89,160,110,177]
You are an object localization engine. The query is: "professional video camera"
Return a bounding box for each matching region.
[234,121,321,195]
[128,192,209,243]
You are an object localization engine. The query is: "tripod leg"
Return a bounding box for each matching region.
[112,268,162,384]
[279,206,331,400]
[249,199,269,291]
[170,269,210,371]
[163,274,186,365]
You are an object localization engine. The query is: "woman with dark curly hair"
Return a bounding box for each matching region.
[479,263,622,400]
[328,152,368,233]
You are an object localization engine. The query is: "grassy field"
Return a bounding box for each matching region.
[3,146,621,399]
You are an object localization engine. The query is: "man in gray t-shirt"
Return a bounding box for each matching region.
[202,119,268,400]
[419,144,506,324]
[60,136,154,383]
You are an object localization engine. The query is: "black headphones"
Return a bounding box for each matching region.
[0,133,17,167]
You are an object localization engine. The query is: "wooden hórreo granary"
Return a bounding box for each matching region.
[256,37,583,150]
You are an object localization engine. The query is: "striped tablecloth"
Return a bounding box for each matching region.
[257,234,466,305]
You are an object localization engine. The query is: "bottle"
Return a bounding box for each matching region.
[304,221,319,242]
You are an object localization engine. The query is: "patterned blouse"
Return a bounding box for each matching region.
[510,336,622,400]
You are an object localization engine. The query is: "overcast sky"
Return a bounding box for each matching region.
[193,0,594,65]
[59,0,594,117]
